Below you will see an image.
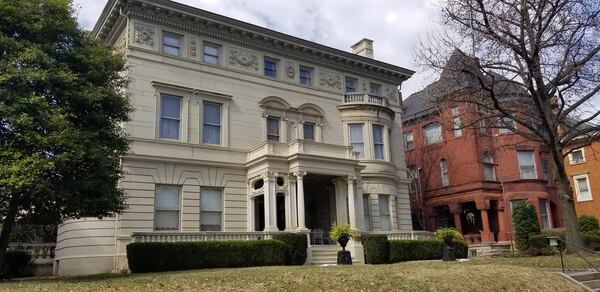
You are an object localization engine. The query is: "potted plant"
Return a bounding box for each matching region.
[329,223,358,265]
[435,227,464,261]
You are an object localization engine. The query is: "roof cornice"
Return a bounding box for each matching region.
[93,0,415,84]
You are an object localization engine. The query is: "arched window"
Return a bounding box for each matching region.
[440,159,449,186]
[424,123,442,145]
[483,152,496,181]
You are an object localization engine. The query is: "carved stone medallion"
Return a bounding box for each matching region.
[190,40,197,57]
[228,48,259,71]
[286,62,295,78]
[134,24,154,47]
[319,70,342,90]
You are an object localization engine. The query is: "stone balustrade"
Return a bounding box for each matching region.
[343,93,387,107]
[131,231,308,243]
[9,243,56,264]
[365,230,435,241]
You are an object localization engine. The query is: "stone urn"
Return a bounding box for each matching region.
[442,235,456,261]
[337,234,352,265]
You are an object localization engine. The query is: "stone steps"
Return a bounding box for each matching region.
[311,246,355,265]
[565,271,600,291]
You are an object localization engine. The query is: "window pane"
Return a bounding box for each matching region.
[404,132,414,150]
[370,83,381,95]
[440,159,449,186]
[160,118,180,139]
[517,151,536,179]
[267,117,280,140]
[363,195,371,231]
[264,59,277,77]
[201,188,222,211]
[577,178,589,194]
[379,196,391,231]
[453,117,462,137]
[163,34,180,47]
[155,185,180,209]
[202,124,220,144]
[374,145,384,160]
[351,143,364,157]
[373,125,383,143]
[200,212,221,231]
[204,55,218,65]
[303,123,315,140]
[345,77,356,92]
[155,210,179,230]
[572,150,584,163]
[161,95,181,118]
[163,46,180,56]
[300,68,312,85]
[204,44,219,56]
[484,165,496,181]
[203,102,221,125]
[424,124,442,144]
[349,124,363,142]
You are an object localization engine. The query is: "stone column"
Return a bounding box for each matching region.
[355,176,365,231]
[288,175,298,229]
[476,200,493,243]
[247,195,255,232]
[449,203,463,234]
[263,173,278,231]
[347,176,357,229]
[295,171,308,231]
[333,178,348,225]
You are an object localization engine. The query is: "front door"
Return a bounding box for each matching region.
[276,193,285,231]
[254,195,265,231]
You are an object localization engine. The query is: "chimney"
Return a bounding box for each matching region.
[351,38,374,58]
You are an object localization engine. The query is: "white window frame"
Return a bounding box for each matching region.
[574,174,593,202]
[423,123,442,145]
[569,148,586,165]
[517,150,537,179]
[201,101,222,145]
[369,83,381,95]
[378,195,391,231]
[372,124,385,160]
[202,41,221,65]
[348,123,365,158]
[303,122,315,140]
[483,153,496,181]
[440,159,449,186]
[345,76,357,93]
[158,93,182,141]
[264,57,279,78]
[267,116,281,142]
[154,185,181,231]
[541,159,551,186]
[200,187,223,231]
[299,66,313,86]
[404,131,414,150]
[162,31,183,57]
[539,198,552,230]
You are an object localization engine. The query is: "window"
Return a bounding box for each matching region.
[423,123,442,145]
[483,152,496,181]
[499,117,516,134]
[574,174,592,202]
[440,159,449,186]
[348,124,364,158]
[267,116,280,141]
[264,57,278,78]
[452,107,462,137]
[541,159,551,186]
[162,31,182,56]
[479,118,487,134]
[404,131,414,150]
[345,77,357,92]
[369,83,381,95]
[517,150,537,179]
[408,165,419,193]
[303,122,315,140]
[203,42,220,64]
[200,188,222,231]
[373,124,385,160]
[159,94,181,140]
[379,195,391,231]
[363,195,372,231]
[569,148,585,164]
[154,185,180,230]
[202,101,221,145]
[299,66,312,85]
[539,199,552,230]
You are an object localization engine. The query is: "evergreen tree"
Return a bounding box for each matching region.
[512,201,540,251]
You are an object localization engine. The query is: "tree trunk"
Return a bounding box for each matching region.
[555,167,584,251]
[0,194,20,265]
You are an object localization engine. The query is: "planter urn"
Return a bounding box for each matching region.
[336,234,352,265]
[442,235,456,261]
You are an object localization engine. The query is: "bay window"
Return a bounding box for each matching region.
[348,123,364,158]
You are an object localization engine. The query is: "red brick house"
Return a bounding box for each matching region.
[402,58,563,252]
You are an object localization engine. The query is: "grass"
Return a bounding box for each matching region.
[0,256,592,292]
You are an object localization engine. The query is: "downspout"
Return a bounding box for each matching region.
[492,132,514,254]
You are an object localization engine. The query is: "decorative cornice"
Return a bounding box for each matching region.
[94,0,414,84]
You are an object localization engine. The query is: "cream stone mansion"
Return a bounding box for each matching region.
[54,0,421,275]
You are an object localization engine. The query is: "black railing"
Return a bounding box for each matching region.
[548,236,600,273]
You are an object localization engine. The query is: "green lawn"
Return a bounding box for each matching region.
[0,256,592,291]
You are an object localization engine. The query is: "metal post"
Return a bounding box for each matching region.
[559,248,565,273]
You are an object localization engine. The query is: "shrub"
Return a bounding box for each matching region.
[582,232,600,251]
[435,227,464,241]
[329,223,358,241]
[272,233,307,265]
[0,249,32,279]
[127,240,285,273]
[526,231,566,255]
[511,201,540,251]
[578,215,600,234]
[388,240,467,262]
[361,235,389,264]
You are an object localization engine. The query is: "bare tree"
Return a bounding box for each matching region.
[417,0,600,247]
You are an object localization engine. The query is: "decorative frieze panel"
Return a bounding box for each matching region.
[134,23,155,48]
[228,47,259,72]
[385,85,399,104]
[189,37,199,59]
[318,69,342,91]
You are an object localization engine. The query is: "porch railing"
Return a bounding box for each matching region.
[8,243,55,263]
[384,230,435,241]
[131,231,301,243]
[343,93,388,107]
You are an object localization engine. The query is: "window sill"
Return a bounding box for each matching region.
[569,161,586,165]
[577,198,593,203]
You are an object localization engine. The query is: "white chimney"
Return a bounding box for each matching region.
[351,38,374,58]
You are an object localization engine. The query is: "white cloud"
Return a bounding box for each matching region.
[74,0,441,97]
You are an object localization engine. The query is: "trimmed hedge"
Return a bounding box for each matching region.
[389,240,468,262]
[127,240,285,273]
[527,231,566,255]
[0,249,32,279]
[582,232,600,251]
[272,233,307,265]
[579,215,600,234]
[361,235,389,264]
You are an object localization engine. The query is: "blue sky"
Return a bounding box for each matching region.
[73,0,442,96]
